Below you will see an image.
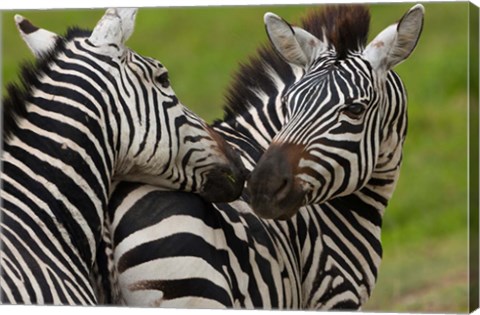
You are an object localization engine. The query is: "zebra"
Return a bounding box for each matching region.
[1,8,246,305]
[105,4,423,309]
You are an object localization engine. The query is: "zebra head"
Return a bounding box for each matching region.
[248,5,424,219]
[13,9,246,203]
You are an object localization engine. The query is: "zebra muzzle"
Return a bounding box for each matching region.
[199,140,248,203]
[200,162,247,203]
[247,143,306,220]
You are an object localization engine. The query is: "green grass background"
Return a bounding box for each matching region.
[1,2,470,312]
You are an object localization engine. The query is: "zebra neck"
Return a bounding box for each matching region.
[298,133,405,308]
[1,99,115,267]
[298,162,402,308]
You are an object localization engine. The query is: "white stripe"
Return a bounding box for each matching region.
[235,112,270,150]
[159,296,228,309]
[324,290,360,309]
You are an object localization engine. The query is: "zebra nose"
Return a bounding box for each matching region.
[200,162,246,203]
[198,127,247,203]
[247,144,305,220]
[255,155,292,198]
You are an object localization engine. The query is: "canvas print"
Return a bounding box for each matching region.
[0,2,476,313]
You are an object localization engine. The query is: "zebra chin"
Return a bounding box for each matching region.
[249,189,306,220]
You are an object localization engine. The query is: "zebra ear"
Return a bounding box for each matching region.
[14,14,60,58]
[264,12,326,68]
[89,8,137,47]
[363,4,424,71]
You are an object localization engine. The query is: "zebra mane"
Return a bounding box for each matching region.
[2,27,91,142]
[218,4,370,123]
[302,5,370,59]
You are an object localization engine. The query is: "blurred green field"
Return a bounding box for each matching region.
[1,3,471,313]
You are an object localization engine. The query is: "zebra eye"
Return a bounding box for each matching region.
[155,72,170,88]
[344,103,365,117]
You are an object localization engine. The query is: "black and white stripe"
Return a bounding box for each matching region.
[103,4,424,309]
[1,8,245,305]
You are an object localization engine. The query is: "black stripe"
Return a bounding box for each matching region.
[112,190,210,246]
[138,278,232,306]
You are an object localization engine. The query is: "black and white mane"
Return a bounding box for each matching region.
[2,27,91,142]
[218,4,371,125]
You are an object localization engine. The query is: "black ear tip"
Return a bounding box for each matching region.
[15,15,39,35]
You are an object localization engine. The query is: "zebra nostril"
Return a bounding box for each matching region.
[274,176,292,200]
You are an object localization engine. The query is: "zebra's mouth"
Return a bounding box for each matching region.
[249,184,306,220]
